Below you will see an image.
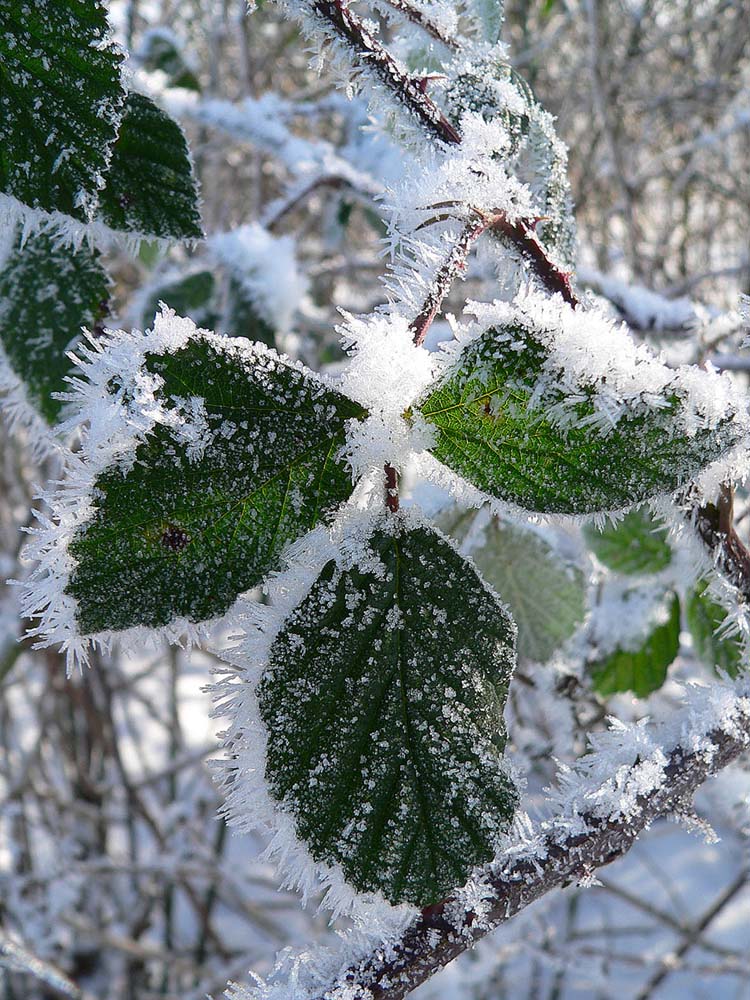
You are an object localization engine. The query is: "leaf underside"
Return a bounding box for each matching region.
[259,520,518,906]
[0,231,108,422]
[584,506,672,576]
[417,325,740,515]
[67,337,366,635]
[591,593,680,698]
[439,507,586,663]
[96,92,202,241]
[0,0,124,220]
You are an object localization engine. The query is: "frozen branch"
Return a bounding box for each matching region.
[376,0,459,49]
[307,689,750,999]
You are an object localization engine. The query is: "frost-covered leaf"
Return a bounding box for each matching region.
[96,92,202,241]
[259,517,518,906]
[416,302,744,515]
[439,507,586,662]
[138,27,200,91]
[584,506,672,576]
[64,320,367,636]
[0,0,125,220]
[686,581,742,678]
[473,0,504,42]
[138,270,219,331]
[0,231,108,423]
[590,593,680,698]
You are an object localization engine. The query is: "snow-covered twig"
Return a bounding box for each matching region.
[375,0,459,49]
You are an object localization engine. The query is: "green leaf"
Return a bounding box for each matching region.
[0,0,125,220]
[591,593,680,698]
[439,508,586,662]
[139,270,219,331]
[259,519,518,906]
[416,323,741,515]
[686,581,742,678]
[96,92,202,241]
[138,28,200,91]
[584,506,672,576]
[67,335,367,635]
[473,0,504,43]
[0,231,108,422]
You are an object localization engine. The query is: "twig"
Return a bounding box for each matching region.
[309,0,462,145]
[376,0,459,49]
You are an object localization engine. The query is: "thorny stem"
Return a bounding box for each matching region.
[409,214,496,347]
[310,1,576,304]
[310,0,462,145]
[377,0,459,49]
[693,485,750,605]
[384,462,400,512]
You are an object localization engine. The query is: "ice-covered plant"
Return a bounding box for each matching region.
[3,1,750,998]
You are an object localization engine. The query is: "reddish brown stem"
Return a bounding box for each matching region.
[409,215,494,346]
[384,462,400,512]
[378,0,459,49]
[310,0,461,145]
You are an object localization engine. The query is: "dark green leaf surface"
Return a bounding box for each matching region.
[97,92,202,241]
[439,508,586,662]
[591,593,680,698]
[686,581,742,678]
[0,232,108,422]
[67,337,367,635]
[259,519,518,906]
[417,325,740,515]
[0,0,124,220]
[584,506,672,576]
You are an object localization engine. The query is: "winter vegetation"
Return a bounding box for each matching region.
[2,2,750,999]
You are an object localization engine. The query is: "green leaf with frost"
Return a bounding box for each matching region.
[96,92,202,241]
[0,232,108,423]
[439,508,586,662]
[416,324,741,515]
[259,519,518,906]
[584,506,672,576]
[67,337,367,635]
[686,581,742,678]
[590,593,680,698]
[0,0,125,220]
